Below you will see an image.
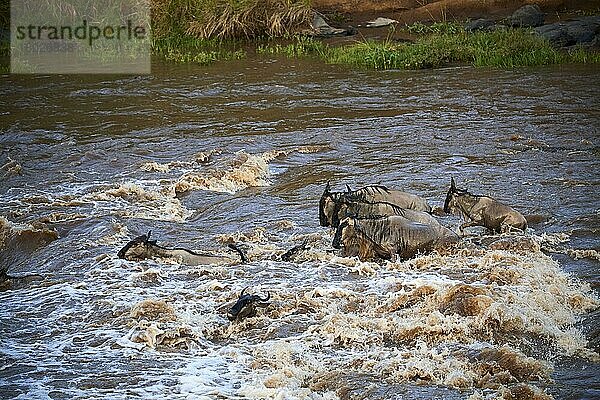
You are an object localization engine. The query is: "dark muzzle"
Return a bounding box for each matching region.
[332,221,348,249]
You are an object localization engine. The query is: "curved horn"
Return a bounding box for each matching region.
[324,181,331,194]
[240,286,249,296]
[346,184,352,193]
[258,291,270,302]
[146,230,152,242]
[450,177,456,191]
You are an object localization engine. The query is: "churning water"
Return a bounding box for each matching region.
[1,59,599,399]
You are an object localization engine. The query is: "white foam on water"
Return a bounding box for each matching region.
[177,349,252,399]
[2,219,598,400]
[0,147,329,226]
[171,147,329,195]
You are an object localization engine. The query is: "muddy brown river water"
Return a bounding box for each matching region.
[0,58,599,399]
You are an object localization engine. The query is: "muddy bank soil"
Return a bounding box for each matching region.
[313,0,600,25]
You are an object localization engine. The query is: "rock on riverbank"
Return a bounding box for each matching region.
[464,5,600,47]
[311,1,600,47]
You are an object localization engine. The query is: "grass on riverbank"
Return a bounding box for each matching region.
[258,26,600,69]
[152,0,312,39]
[151,0,312,64]
[153,36,245,64]
[256,35,327,57]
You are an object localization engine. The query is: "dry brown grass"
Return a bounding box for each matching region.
[152,0,313,39]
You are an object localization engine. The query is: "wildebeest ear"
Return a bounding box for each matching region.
[324,181,330,194]
[450,177,456,191]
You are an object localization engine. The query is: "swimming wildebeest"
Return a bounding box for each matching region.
[319,182,431,227]
[117,231,248,265]
[0,266,43,291]
[227,287,271,321]
[444,178,527,234]
[279,240,308,262]
[332,215,459,261]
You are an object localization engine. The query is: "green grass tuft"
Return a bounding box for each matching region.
[405,21,465,35]
[256,36,326,57]
[322,29,595,69]
[567,46,600,63]
[153,35,245,65]
[0,40,9,57]
[466,29,562,67]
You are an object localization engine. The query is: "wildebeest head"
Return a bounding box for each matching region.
[117,231,157,260]
[227,287,271,322]
[332,217,355,249]
[319,181,337,227]
[330,197,350,228]
[444,177,463,214]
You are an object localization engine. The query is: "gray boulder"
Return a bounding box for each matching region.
[567,16,600,44]
[510,5,544,28]
[534,16,600,46]
[490,24,508,32]
[534,24,570,46]
[465,19,495,32]
[310,13,355,37]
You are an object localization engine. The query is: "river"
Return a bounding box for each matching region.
[0,57,599,399]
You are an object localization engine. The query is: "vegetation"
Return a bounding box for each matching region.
[334,32,596,69]
[256,35,326,57]
[0,1,8,30]
[150,0,312,65]
[0,41,8,57]
[405,21,464,35]
[152,0,312,39]
[566,46,600,64]
[1,2,598,70]
[256,25,600,70]
[153,35,245,64]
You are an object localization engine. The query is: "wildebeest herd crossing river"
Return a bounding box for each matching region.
[0,59,599,399]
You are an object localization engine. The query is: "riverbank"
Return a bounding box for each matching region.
[256,24,600,69]
[149,0,600,70]
[1,0,599,73]
[152,22,599,71]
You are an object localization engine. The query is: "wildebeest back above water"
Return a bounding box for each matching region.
[330,200,440,228]
[345,185,432,213]
[444,178,527,233]
[333,215,459,261]
[319,183,432,227]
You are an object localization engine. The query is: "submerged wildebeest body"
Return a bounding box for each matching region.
[117,231,248,265]
[333,215,459,261]
[279,241,308,262]
[444,178,527,234]
[0,266,43,291]
[319,183,432,227]
[227,287,271,321]
[330,200,440,228]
